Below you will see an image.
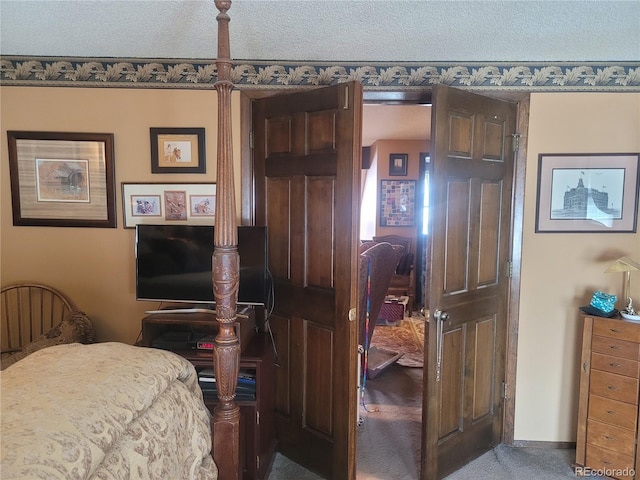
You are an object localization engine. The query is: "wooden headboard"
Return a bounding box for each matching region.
[212,2,242,479]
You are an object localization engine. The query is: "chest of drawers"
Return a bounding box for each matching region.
[576,316,640,480]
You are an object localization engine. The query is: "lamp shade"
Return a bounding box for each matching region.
[605,256,640,273]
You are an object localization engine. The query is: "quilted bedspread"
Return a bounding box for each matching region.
[0,342,217,480]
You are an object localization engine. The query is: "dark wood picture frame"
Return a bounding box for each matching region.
[535,152,640,233]
[150,127,206,174]
[7,131,116,228]
[389,153,408,176]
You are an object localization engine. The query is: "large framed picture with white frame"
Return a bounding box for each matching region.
[121,182,216,228]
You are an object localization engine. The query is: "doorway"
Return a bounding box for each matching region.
[358,102,430,479]
[241,88,529,479]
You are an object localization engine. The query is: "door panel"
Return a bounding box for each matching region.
[253,82,362,479]
[444,180,470,293]
[439,327,464,437]
[305,323,333,434]
[423,85,517,479]
[478,183,500,285]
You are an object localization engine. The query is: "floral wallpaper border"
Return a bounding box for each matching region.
[1,57,639,91]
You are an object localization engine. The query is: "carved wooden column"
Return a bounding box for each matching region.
[212,1,240,479]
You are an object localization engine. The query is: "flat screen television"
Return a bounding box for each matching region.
[136,224,268,306]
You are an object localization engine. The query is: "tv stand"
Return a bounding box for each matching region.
[144,304,252,318]
[140,310,275,480]
[144,307,217,315]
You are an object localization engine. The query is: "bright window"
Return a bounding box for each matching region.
[421,154,430,235]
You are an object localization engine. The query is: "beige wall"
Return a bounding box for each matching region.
[2,87,640,443]
[514,92,640,442]
[1,87,242,343]
[360,139,428,240]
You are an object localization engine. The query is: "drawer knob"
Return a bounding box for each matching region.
[610,345,622,350]
[610,328,621,333]
[606,410,617,415]
[603,435,615,441]
[608,362,622,368]
[607,385,619,390]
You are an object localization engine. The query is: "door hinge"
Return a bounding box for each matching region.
[344,85,349,110]
[501,381,508,399]
[512,133,520,153]
[249,130,254,149]
[256,410,260,425]
[256,455,260,470]
[506,261,513,278]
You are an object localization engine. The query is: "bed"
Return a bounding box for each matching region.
[0,342,217,480]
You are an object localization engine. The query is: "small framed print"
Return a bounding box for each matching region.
[164,190,187,220]
[150,128,206,174]
[190,195,216,217]
[121,182,216,228]
[130,195,162,218]
[7,131,116,228]
[389,153,408,176]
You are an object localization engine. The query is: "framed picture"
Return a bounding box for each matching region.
[150,128,206,174]
[380,179,416,227]
[389,153,408,176]
[121,182,216,228]
[535,153,640,233]
[7,131,116,227]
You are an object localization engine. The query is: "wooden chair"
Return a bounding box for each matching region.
[373,235,416,315]
[1,283,74,358]
[358,242,405,383]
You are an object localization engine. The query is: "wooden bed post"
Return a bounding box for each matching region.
[212,1,241,479]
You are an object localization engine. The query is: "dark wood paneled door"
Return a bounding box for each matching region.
[252,82,363,479]
[422,85,517,479]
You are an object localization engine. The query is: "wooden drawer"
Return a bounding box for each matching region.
[588,394,638,430]
[594,317,640,344]
[587,418,636,457]
[589,370,639,405]
[592,335,640,361]
[592,352,640,378]
[585,443,635,480]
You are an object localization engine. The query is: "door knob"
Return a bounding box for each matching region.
[433,309,449,322]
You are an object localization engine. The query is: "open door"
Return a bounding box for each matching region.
[422,85,518,479]
[252,82,363,479]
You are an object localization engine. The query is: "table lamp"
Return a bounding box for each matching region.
[605,256,640,306]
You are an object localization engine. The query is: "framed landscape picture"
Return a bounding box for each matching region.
[7,131,116,227]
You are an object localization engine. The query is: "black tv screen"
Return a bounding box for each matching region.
[136,225,268,306]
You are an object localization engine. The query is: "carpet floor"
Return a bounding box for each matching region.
[267,311,594,480]
[267,362,595,479]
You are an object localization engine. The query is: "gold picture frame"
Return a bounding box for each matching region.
[7,131,116,228]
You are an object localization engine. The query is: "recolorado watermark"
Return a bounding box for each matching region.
[575,466,635,477]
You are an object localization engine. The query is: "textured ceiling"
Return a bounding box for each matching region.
[2,1,635,146]
[1,0,639,62]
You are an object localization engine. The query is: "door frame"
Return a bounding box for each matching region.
[238,86,529,457]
